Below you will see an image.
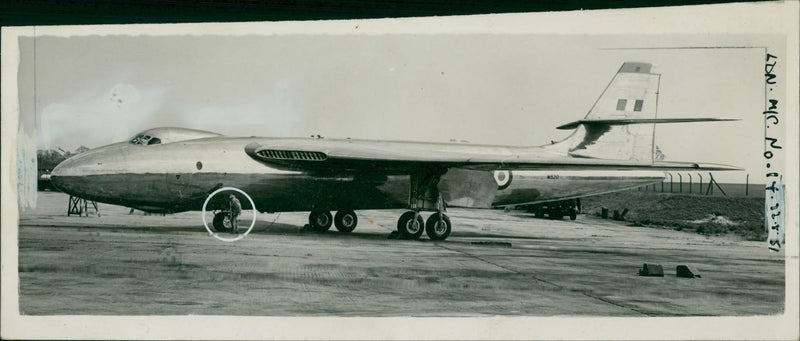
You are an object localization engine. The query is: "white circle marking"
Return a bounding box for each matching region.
[494,170,511,187]
[201,186,257,242]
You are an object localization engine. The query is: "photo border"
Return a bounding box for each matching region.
[2,2,798,339]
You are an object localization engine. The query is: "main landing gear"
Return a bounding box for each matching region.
[334,210,358,233]
[303,168,456,241]
[395,168,453,241]
[308,210,359,233]
[396,211,452,240]
[425,212,451,240]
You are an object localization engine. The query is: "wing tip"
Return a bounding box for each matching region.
[556,121,580,130]
[656,161,742,171]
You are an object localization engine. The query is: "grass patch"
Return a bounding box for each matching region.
[582,191,765,240]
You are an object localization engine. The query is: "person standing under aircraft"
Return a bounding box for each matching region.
[229,194,242,233]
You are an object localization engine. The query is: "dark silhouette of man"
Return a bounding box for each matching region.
[229,194,242,233]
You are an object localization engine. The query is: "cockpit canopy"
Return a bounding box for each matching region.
[129,134,162,146]
[128,127,221,146]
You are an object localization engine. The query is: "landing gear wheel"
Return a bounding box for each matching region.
[213,211,233,233]
[334,210,358,233]
[569,208,577,221]
[397,211,424,239]
[309,210,333,232]
[425,213,451,241]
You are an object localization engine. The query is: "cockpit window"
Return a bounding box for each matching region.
[129,134,161,146]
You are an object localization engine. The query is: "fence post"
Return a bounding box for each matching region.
[746,173,749,196]
[708,172,727,196]
[688,173,693,194]
[678,173,683,193]
[706,172,714,195]
[668,173,673,192]
[697,173,703,196]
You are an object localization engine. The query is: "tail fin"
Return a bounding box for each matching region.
[545,62,735,162]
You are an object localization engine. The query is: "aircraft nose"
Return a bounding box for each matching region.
[49,143,122,194]
[49,153,88,194]
[50,162,65,190]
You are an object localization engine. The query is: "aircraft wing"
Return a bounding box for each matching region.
[244,139,739,174]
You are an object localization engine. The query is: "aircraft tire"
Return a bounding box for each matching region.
[334,210,358,233]
[397,211,424,239]
[569,209,577,221]
[425,213,451,241]
[309,210,333,232]
[213,212,233,233]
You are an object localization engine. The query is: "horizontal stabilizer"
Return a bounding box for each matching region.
[556,118,739,130]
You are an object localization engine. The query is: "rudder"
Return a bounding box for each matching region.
[546,62,661,162]
[586,62,660,121]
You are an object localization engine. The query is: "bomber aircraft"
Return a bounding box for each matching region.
[50,62,738,240]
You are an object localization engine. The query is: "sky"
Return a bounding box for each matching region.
[17,32,784,184]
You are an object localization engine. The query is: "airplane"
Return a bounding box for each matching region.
[50,62,738,241]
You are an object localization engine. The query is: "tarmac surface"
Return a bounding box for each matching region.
[17,192,784,316]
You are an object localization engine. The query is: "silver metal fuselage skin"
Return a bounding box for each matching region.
[50,135,665,213]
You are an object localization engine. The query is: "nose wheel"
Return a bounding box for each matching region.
[212,211,233,233]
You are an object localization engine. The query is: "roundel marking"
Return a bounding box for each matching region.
[493,170,513,190]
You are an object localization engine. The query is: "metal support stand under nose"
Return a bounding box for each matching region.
[67,195,99,217]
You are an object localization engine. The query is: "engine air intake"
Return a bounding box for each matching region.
[256,150,328,161]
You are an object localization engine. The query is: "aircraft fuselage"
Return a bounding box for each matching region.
[50,135,664,214]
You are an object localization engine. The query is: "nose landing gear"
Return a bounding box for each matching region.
[201,186,257,242]
[212,211,234,233]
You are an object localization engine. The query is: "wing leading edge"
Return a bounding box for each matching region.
[244,140,740,175]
